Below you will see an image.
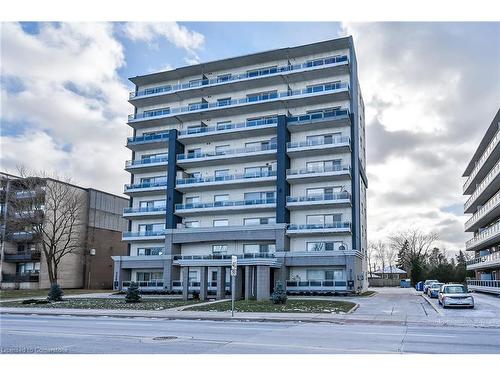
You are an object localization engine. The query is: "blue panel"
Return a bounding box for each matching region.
[276,115,290,223]
[166,129,184,229]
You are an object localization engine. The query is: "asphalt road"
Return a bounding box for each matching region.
[424,291,500,318]
[1,314,499,354]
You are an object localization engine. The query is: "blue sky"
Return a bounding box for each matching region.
[1,22,499,250]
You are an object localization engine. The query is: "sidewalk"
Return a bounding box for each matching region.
[2,305,499,328]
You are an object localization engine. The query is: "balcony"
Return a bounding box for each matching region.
[124,180,168,196]
[178,117,278,144]
[172,252,278,267]
[172,280,231,293]
[128,55,349,106]
[466,251,500,271]
[287,222,352,236]
[177,144,277,168]
[175,198,276,216]
[1,272,40,283]
[464,159,500,213]
[176,171,277,192]
[168,224,286,243]
[287,165,351,183]
[463,130,500,194]
[287,108,351,132]
[127,82,350,128]
[121,280,164,290]
[125,156,168,173]
[14,189,45,200]
[126,132,169,151]
[3,250,41,262]
[287,136,351,157]
[123,206,166,219]
[464,190,500,232]
[466,280,500,295]
[465,221,500,251]
[286,192,351,210]
[286,280,348,292]
[122,230,166,241]
[9,231,37,242]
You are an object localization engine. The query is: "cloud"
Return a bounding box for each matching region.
[123,22,204,55]
[0,22,130,195]
[342,22,500,250]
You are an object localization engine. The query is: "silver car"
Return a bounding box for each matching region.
[427,282,444,298]
[423,279,439,294]
[438,284,474,308]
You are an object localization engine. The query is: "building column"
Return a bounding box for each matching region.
[233,267,243,300]
[276,115,290,224]
[199,266,208,301]
[245,265,254,300]
[216,266,226,300]
[256,265,271,301]
[182,266,189,301]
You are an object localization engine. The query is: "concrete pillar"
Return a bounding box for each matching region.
[245,265,254,300]
[216,266,226,300]
[199,266,208,301]
[182,266,189,301]
[256,265,271,301]
[234,267,243,300]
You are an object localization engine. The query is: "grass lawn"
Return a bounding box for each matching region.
[358,291,377,297]
[185,299,356,314]
[0,289,111,300]
[0,298,198,310]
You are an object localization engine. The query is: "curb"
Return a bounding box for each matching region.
[347,303,360,314]
[420,293,443,316]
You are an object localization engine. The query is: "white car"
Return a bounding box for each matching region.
[438,284,474,308]
[427,282,444,298]
[423,279,439,294]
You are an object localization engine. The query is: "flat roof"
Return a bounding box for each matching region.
[463,108,500,176]
[129,36,352,87]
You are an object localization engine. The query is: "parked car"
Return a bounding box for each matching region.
[427,282,444,298]
[423,279,439,293]
[416,281,424,291]
[438,284,474,308]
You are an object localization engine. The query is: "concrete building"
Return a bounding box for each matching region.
[0,172,129,290]
[463,108,500,294]
[114,36,368,300]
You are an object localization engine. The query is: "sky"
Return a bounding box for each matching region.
[1,22,499,251]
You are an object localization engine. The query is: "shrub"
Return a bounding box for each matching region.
[125,282,142,303]
[192,290,200,300]
[48,283,64,302]
[271,281,287,304]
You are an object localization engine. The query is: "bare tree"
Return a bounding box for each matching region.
[8,168,87,285]
[371,240,388,278]
[388,228,439,273]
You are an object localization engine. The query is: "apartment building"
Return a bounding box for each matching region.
[114,36,369,300]
[0,172,129,290]
[463,108,500,295]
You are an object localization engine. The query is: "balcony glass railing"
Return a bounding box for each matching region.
[175,198,276,211]
[125,156,168,168]
[286,280,347,288]
[177,170,277,186]
[123,206,166,214]
[172,253,276,261]
[129,55,349,99]
[464,130,500,192]
[288,222,351,231]
[129,82,349,121]
[178,117,277,137]
[464,159,500,211]
[287,108,350,124]
[127,132,169,145]
[177,143,277,161]
[287,136,350,149]
[466,251,500,266]
[287,192,351,203]
[466,221,500,249]
[465,190,500,229]
[467,280,500,289]
[124,180,168,191]
[287,165,351,176]
[122,231,166,238]
[122,280,164,288]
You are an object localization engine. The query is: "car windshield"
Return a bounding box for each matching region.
[431,283,444,289]
[425,280,438,285]
[443,285,466,294]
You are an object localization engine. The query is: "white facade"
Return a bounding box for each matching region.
[114,37,368,298]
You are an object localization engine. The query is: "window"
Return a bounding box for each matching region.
[306,214,342,226]
[306,81,340,93]
[245,140,269,150]
[214,194,229,203]
[212,245,228,254]
[189,79,203,87]
[306,106,340,115]
[190,172,202,179]
[213,219,229,227]
[217,74,231,82]
[186,196,200,205]
[244,191,275,202]
[216,121,232,131]
[246,90,277,102]
[306,187,337,199]
[246,66,277,78]
[185,221,200,228]
[244,217,276,226]
[138,223,164,233]
[307,241,343,252]
[243,244,260,254]
[141,176,167,183]
[215,144,230,154]
[188,270,199,282]
[137,247,164,256]
[187,148,202,157]
[217,97,232,107]
[143,107,169,117]
[215,169,230,180]
[306,269,344,281]
[139,200,166,209]
[136,272,163,282]
[245,166,271,177]
[247,115,278,126]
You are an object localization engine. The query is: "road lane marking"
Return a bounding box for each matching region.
[351,331,456,338]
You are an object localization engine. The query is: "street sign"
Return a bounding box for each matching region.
[230,255,238,317]
[231,255,237,276]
